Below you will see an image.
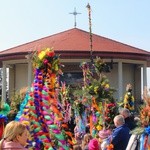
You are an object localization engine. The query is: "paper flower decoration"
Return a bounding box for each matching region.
[124,84,134,111]
[78,57,118,136]
[16,48,70,150]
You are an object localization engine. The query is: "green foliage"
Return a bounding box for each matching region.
[10,92,22,111]
[130,127,145,135]
[74,101,86,117]
[81,57,118,128]
[87,76,116,102]
[94,57,111,73]
[70,57,118,130]
[8,87,27,120]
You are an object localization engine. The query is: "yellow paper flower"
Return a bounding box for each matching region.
[94,86,99,94]
[22,120,30,126]
[105,84,109,89]
[101,82,105,86]
[45,48,50,52]
[38,51,46,60]
[96,125,102,131]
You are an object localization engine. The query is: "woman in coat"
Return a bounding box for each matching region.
[0,121,28,150]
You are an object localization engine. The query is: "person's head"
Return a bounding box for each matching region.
[119,108,130,118]
[83,133,92,143]
[73,144,82,150]
[3,121,28,146]
[99,129,112,140]
[88,138,100,150]
[114,115,125,127]
[82,133,92,147]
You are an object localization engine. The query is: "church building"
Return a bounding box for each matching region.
[0,28,150,105]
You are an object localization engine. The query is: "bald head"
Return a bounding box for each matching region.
[114,115,125,127]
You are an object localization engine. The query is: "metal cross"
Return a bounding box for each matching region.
[69,7,81,28]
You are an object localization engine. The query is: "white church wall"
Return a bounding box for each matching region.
[122,64,135,96]
[9,66,15,98]
[15,64,28,91]
[105,64,118,100]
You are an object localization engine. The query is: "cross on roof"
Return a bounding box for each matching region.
[69,7,81,28]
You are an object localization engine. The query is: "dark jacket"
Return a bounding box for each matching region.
[111,124,130,150]
[125,116,136,130]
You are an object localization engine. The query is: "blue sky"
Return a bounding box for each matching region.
[0,0,150,87]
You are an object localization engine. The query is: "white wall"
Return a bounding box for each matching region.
[122,64,135,95]
[105,64,118,99]
[15,64,28,91]
[147,68,150,88]
[106,63,136,100]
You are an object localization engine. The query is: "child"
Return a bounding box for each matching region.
[88,138,100,150]
[99,129,112,150]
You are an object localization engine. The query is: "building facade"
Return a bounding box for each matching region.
[0,28,150,105]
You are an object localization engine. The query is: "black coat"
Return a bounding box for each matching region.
[125,116,136,130]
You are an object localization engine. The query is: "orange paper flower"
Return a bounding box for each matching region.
[106,144,114,150]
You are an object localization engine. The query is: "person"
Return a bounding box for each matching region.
[85,124,90,134]
[99,129,112,150]
[0,121,28,150]
[81,133,92,150]
[68,116,76,134]
[111,115,130,150]
[88,138,100,150]
[126,134,140,150]
[73,144,82,150]
[74,118,84,144]
[119,108,136,130]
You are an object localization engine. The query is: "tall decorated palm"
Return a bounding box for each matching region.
[16,48,71,150]
[80,57,118,136]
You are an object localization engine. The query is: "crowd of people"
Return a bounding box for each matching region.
[72,107,138,150]
[0,107,138,150]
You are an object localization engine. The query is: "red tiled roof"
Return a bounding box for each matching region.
[0,28,150,61]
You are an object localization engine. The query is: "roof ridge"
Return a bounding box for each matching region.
[0,28,78,53]
[91,33,148,53]
[0,28,149,56]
